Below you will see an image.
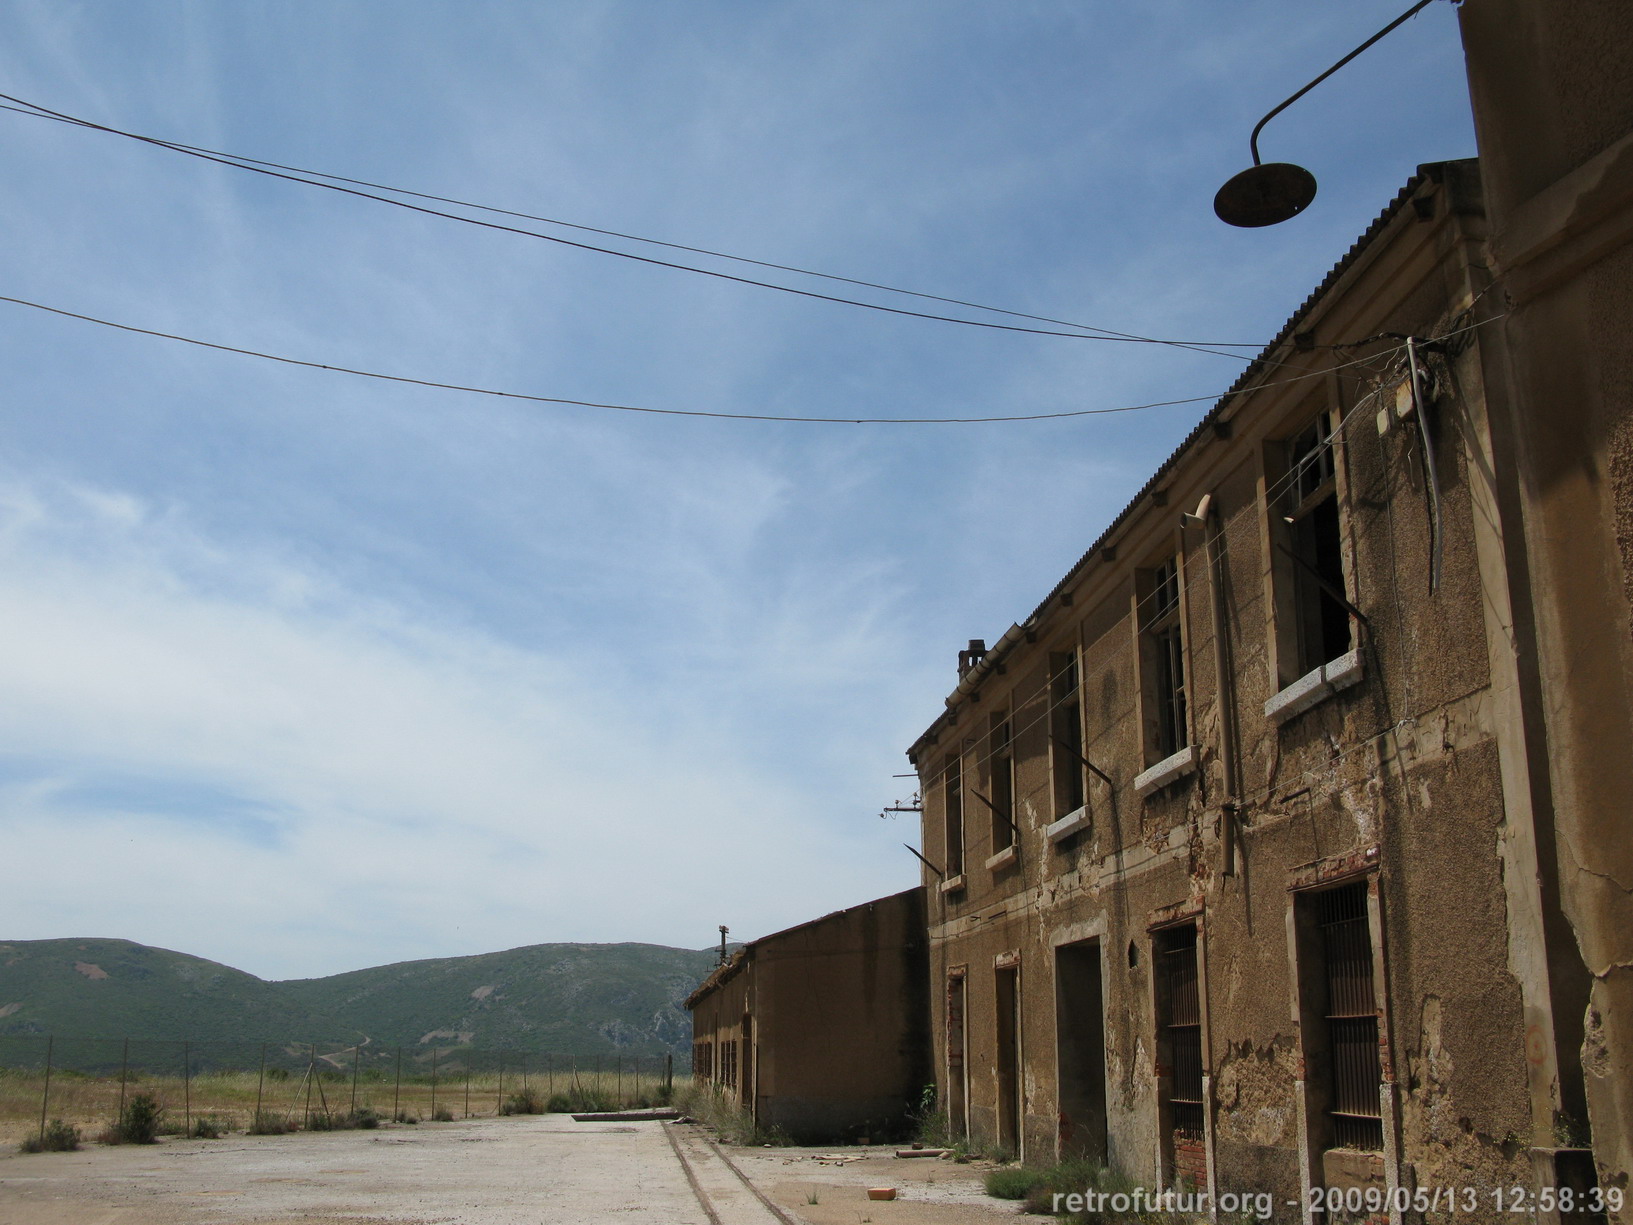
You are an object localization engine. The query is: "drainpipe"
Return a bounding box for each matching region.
[1187,495,1241,873]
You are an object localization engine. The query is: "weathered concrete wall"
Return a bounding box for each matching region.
[689,888,930,1145]
[913,164,1550,1218]
[1460,1,1633,1210]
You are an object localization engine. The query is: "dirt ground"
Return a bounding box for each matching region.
[0,1116,1022,1225]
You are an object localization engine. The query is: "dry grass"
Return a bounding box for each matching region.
[1,1064,673,1148]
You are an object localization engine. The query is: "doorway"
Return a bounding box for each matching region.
[1054,940,1108,1163]
[995,964,1022,1155]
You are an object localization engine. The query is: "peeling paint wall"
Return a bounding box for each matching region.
[910,163,1566,1217]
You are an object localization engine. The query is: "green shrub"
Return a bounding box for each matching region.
[431,1106,454,1122]
[114,1093,164,1144]
[19,1119,81,1153]
[986,1166,1046,1200]
[192,1115,233,1139]
[249,1110,294,1135]
[500,1088,543,1116]
[351,1106,381,1129]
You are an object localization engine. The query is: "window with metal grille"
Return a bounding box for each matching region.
[1315,884,1383,1150]
[1155,925,1205,1141]
[1142,558,1188,762]
[693,1041,713,1080]
[943,755,965,877]
[1050,652,1086,819]
[1283,416,1352,675]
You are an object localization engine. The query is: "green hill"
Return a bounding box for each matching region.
[0,937,720,1071]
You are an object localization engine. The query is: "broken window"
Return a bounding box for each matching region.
[943,755,965,878]
[1282,414,1352,677]
[987,713,1015,852]
[719,1040,738,1090]
[1155,924,1205,1144]
[1050,652,1086,818]
[1140,558,1188,762]
[693,1041,713,1080]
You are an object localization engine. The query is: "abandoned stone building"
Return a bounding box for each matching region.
[906,154,1623,1221]
[899,7,1632,1220]
[686,888,930,1144]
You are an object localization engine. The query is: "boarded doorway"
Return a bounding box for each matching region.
[995,963,1022,1155]
[946,972,968,1139]
[1054,940,1107,1163]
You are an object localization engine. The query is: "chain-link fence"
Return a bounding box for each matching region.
[0,1034,677,1147]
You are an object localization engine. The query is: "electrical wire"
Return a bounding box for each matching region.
[918,315,1491,794]
[0,291,1421,425]
[0,91,1264,359]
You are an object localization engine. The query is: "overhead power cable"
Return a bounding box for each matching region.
[0,90,1264,358]
[0,291,1427,425]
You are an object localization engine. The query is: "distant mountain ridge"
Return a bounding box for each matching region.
[0,937,721,1060]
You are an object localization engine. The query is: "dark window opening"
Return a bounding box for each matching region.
[943,756,965,877]
[1142,558,1188,762]
[1285,418,1352,674]
[1051,652,1085,819]
[1155,925,1205,1142]
[989,714,1014,852]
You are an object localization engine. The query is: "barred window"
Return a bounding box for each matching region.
[1314,884,1383,1151]
[1155,925,1204,1142]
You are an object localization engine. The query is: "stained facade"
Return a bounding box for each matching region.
[908,156,1619,1220]
[686,887,931,1144]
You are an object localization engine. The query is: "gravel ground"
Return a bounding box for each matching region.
[0,1117,1020,1225]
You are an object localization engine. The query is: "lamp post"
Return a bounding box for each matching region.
[1214,0,1437,227]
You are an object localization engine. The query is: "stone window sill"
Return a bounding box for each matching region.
[1134,744,1199,798]
[1046,805,1091,843]
[984,845,1018,872]
[1264,649,1365,724]
[938,873,967,895]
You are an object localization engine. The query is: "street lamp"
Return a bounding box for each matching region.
[1214,0,1437,227]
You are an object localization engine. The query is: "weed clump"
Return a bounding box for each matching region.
[19,1119,80,1153]
[109,1093,164,1144]
[249,1110,295,1135]
[431,1106,454,1122]
[500,1088,544,1116]
[192,1115,233,1139]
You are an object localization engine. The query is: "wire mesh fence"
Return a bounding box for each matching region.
[0,1034,677,1148]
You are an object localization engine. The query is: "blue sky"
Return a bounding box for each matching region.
[0,2,1476,981]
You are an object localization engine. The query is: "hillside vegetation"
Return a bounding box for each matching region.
[0,938,719,1063]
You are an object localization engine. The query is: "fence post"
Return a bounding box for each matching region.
[118,1038,130,1122]
[464,1057,471,1119]
[547,1052,553,1097]
[393,1047,402,1122]
[350,1044,360,1117]
[430,1048,438,1119]
[38,1036,53,1144]
[665,1053,673,1095]
[183,1041,192,1137]
[495,1056,504,1116]
[521,1052,528,1095]
[255,1044,266,1129]
[303,1043,316,1129]
[617,1055,623,1105]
